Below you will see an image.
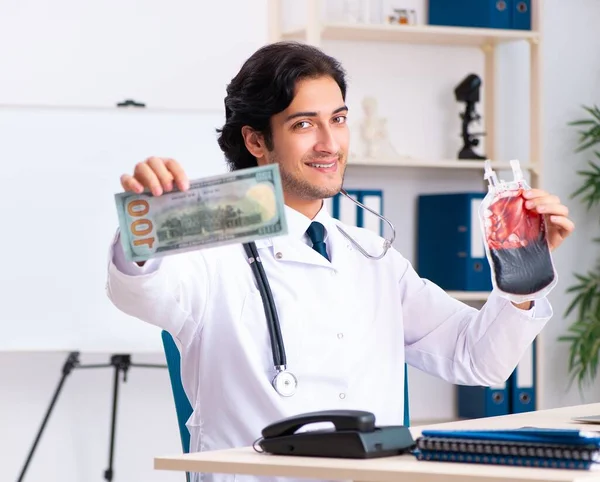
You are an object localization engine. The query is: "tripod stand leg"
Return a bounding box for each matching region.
[104,355,130,482]
[17,352,80,482]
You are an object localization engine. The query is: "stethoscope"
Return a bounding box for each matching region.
[242,189,396,397]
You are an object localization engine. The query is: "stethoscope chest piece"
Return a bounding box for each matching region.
[272,369,298,397]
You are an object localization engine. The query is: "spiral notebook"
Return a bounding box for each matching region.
[415,451,599,470]
[414,427,600,470]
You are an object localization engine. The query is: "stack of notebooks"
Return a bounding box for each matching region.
[414,427,600,470]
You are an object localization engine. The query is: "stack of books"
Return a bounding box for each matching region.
[414,428,600,470]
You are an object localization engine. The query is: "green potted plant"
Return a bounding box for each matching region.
[558,104,600,390]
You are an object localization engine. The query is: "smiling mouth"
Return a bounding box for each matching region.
[307,161,336,168]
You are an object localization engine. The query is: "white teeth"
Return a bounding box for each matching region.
[309,162,335,168]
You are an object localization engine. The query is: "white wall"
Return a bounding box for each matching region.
[1,351,181,482]
[2,0,600,481]
[535,0,600,409]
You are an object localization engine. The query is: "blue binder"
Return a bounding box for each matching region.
[456,339,536,419]
[428,0,511,29]
[512,0,531,30]
[457,382,509,419]
[331,189,384,235]
[509,339,536,413]
[427,0,531,31]
[417,192,492,292]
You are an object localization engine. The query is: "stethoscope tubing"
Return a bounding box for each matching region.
[243,242,287,368]
[241,190,397,396]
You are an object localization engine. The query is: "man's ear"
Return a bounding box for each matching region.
[241,126,267,159]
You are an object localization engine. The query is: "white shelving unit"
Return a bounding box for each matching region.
[267,0,542,182]
[267,0,544,408]
[280,21,539,47]
[348,157,539,173]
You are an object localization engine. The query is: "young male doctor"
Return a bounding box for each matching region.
[106,41,574,482]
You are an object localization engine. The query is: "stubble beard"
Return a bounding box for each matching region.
[266,151,346,201]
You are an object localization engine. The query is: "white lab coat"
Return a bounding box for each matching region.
[106,205,552,482]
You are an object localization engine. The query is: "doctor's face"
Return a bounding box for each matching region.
[265,76,350,204]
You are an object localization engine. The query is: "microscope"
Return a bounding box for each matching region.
[454,73,486,160]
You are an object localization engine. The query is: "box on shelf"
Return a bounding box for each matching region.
[427,0,531,31]
[417,192,493,292]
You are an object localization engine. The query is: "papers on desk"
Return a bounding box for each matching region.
[572,415,600,424]
[414,428,600,470]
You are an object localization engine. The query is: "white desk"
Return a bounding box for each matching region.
[155,403,600,482]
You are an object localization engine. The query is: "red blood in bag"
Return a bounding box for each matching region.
[485,189,555,295]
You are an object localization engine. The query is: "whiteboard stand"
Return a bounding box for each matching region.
[17,352,167,482]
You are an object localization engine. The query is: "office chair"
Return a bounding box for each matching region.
[403,363,410,427]
[161,330,411,460]
[161,330,193,482]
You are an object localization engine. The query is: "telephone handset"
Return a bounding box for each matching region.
[257,409,415,459]
[262,409,376,439]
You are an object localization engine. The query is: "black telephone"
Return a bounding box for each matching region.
[257,409,415,459]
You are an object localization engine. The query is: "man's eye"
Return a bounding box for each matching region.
[333,115,347,124]
[294,121,311,129]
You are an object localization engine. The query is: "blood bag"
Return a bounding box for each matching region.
[479,160,557,303]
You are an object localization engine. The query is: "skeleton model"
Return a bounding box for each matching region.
[360,96,398,159]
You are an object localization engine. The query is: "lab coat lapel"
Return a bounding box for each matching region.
[259,236,333,269]
[253,205,343,269]
[326,222,356,271]
[264,223,355,271]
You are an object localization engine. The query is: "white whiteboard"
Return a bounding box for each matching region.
[0,106,227,353]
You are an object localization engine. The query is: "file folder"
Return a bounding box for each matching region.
[512,0,531,30]
[417,192,492,291]
[428,0,531,31]
[428,0,511,30]
[457,382,509,419]
[359,191,383,235]
[509,339,536,413]
[331,189,384,236]
[322,197,333,216]
[457,339,536,418]
[334,189,359,227]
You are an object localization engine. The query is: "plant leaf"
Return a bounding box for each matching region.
[559,105,600,388]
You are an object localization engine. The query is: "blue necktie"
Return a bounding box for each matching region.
[306,221,330,261]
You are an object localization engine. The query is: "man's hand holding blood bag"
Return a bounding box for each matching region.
[480,161,574,305]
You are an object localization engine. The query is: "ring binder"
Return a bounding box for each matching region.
[331,189,384,235]
[510,339,536,413]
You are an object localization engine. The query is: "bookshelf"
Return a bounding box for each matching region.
[267,0,542,185]
[280,22,540,47]
[267,0,544,413]
[348,157,539,173]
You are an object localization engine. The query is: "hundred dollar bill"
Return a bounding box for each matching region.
[115,164,288,262]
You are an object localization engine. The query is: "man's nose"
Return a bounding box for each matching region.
[314,125,340,154]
